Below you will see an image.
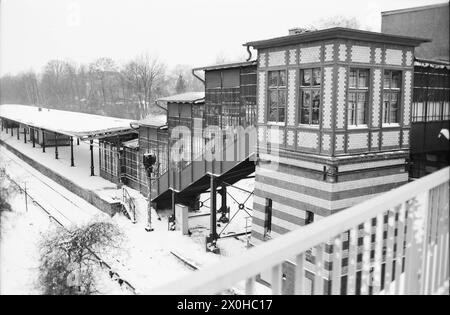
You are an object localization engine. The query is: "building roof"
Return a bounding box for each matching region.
[122,138,139,149]
[415,57,450,69]
[192,60,257,72]
[243,27,430,49]
[381,2,449,16]
[0,104,136,139]
[156,92,205,104]
[137,114,167,127]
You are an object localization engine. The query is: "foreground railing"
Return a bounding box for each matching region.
[148,167,449,295]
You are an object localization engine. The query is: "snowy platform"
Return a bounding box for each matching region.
[0,130,123,215]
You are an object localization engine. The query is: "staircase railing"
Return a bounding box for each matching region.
[122,187,136,223]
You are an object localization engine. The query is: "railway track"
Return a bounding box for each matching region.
[0,147,138,294]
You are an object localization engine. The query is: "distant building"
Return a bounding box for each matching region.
[381,3,449,61]
[382,3,450,178]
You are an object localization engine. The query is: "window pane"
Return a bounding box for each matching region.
[205,71,221,89]
[301,91,311,124]
[311,90,320,125]
[301,108,310,124]
[358,70,369,88]
[269,108,278,122]
[279,70,287,87]
[390,108,398,123]
[269,90,278,122]
[269,71,278,87]
[392,72,401,89]
[279,108,285,123]
[349,69,357,88]
[348,92,356,125]
[383,92,390,123]
[384,71,391,89]
[390,93,399,123]
[414,102,425,121]
[278,90,286,107]
[443,102,450,119]
[391,93,399,110]
[357,93,367,125]
[303,91,311,108]
[302,70,311,86]
[312,68,321,86]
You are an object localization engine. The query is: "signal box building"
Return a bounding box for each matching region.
[244,28,428,293]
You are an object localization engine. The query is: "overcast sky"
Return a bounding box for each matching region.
[0,0,445,75]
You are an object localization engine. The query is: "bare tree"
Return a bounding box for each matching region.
[170,64,204,93]
[41,59,73,106]
[175,74,187,94]
[38,220,125,295]
[123,54,166,119]
[1,54,171,119]
[313,16,362,30]
[88,57,118,107]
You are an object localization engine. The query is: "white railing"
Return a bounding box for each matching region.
[148,167,449,295]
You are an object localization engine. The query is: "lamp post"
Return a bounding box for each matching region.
[143,152,157,232]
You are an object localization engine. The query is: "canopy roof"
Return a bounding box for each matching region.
[0,104,136,139]
[192,60,257,72]
[138,114,167,127]
[156,92,204,104]
[122,138,139,149]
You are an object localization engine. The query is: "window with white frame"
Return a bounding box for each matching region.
[299,68,321,125]
[268,70,287,123]
[427,101,442,121]
[383,70,402,124]
[104,142,111,174]
[412,101,425,122]
[348,69,369,126]
[443,101,450,120]
[100,142,105,171]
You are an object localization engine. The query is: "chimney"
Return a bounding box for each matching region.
[288,27,316,35]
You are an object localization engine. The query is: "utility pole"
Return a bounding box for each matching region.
[143,152,157,232]
[24,182,28,213]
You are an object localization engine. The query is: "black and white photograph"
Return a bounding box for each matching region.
[0,0,448,299]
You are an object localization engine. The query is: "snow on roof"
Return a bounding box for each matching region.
[138,114,167,127]
[415,58,450,69]
[192,60,257,71]
[0,104,136,139]
[122,138,139,149]
[156,92,204,104]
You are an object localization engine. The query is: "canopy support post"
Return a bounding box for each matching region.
[70,136,74,167]
[90,139,94,176]
[32,128,35,148]
[42,130,46,153]
[54,132,58,159]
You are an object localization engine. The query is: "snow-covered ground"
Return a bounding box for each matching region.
[0,128,261,294]
[0,190,50,294]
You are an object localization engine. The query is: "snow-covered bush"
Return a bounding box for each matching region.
[0,168,17,213]
[37,220,125,295]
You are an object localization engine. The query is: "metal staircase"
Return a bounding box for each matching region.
[151,135,256,210]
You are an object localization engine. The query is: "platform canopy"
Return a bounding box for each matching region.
[156,92,205,104]
[0,104,137,139]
